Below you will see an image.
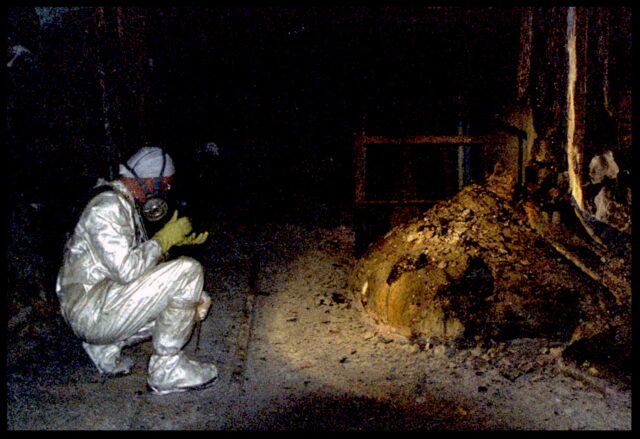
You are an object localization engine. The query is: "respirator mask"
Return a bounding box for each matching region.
[123,149,172,223]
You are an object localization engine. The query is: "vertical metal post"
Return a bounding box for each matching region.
[95,7,117,179]
[517,7,534,101]
[354,136,366,204]
[456,93,471,189]
[515,133,524,200]
[457,120,471,188]
[457,130,465,190]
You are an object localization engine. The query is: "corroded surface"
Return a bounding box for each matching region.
[350,173,620,345]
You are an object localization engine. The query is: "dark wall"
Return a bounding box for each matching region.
[5,6,519,308]
[8,7,520,213]
[140,7,520,210]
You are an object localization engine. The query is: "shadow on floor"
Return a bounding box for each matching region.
[232,390,511,430]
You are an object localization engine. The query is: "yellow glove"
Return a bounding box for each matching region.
[152,210,193,253]
[176,231,209,247]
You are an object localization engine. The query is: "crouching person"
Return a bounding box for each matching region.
[56,146,216,395]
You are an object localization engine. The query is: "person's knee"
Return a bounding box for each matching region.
[175,256,204,278]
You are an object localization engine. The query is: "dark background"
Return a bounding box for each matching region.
[7,7,519,215]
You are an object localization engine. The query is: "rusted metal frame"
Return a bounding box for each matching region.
[354,135,508,205]
[358,135,507,145]
[356,200,443,205]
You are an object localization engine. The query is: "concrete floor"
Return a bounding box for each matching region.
[6,208,632,430]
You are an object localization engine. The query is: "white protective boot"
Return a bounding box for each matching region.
[82,342,135,377]
[147,299,217,395]
[82,320,155,377]
[148,351,218,395]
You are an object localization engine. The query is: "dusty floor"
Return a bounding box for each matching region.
[6,205,632,430]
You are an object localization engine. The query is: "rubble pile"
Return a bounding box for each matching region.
[349,172,630,381]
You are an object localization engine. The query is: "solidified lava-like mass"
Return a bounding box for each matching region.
[350,172,625,349]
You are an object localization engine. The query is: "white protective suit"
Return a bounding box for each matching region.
[56,177,217,394]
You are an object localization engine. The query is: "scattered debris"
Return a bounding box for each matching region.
[350,172,631,383]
